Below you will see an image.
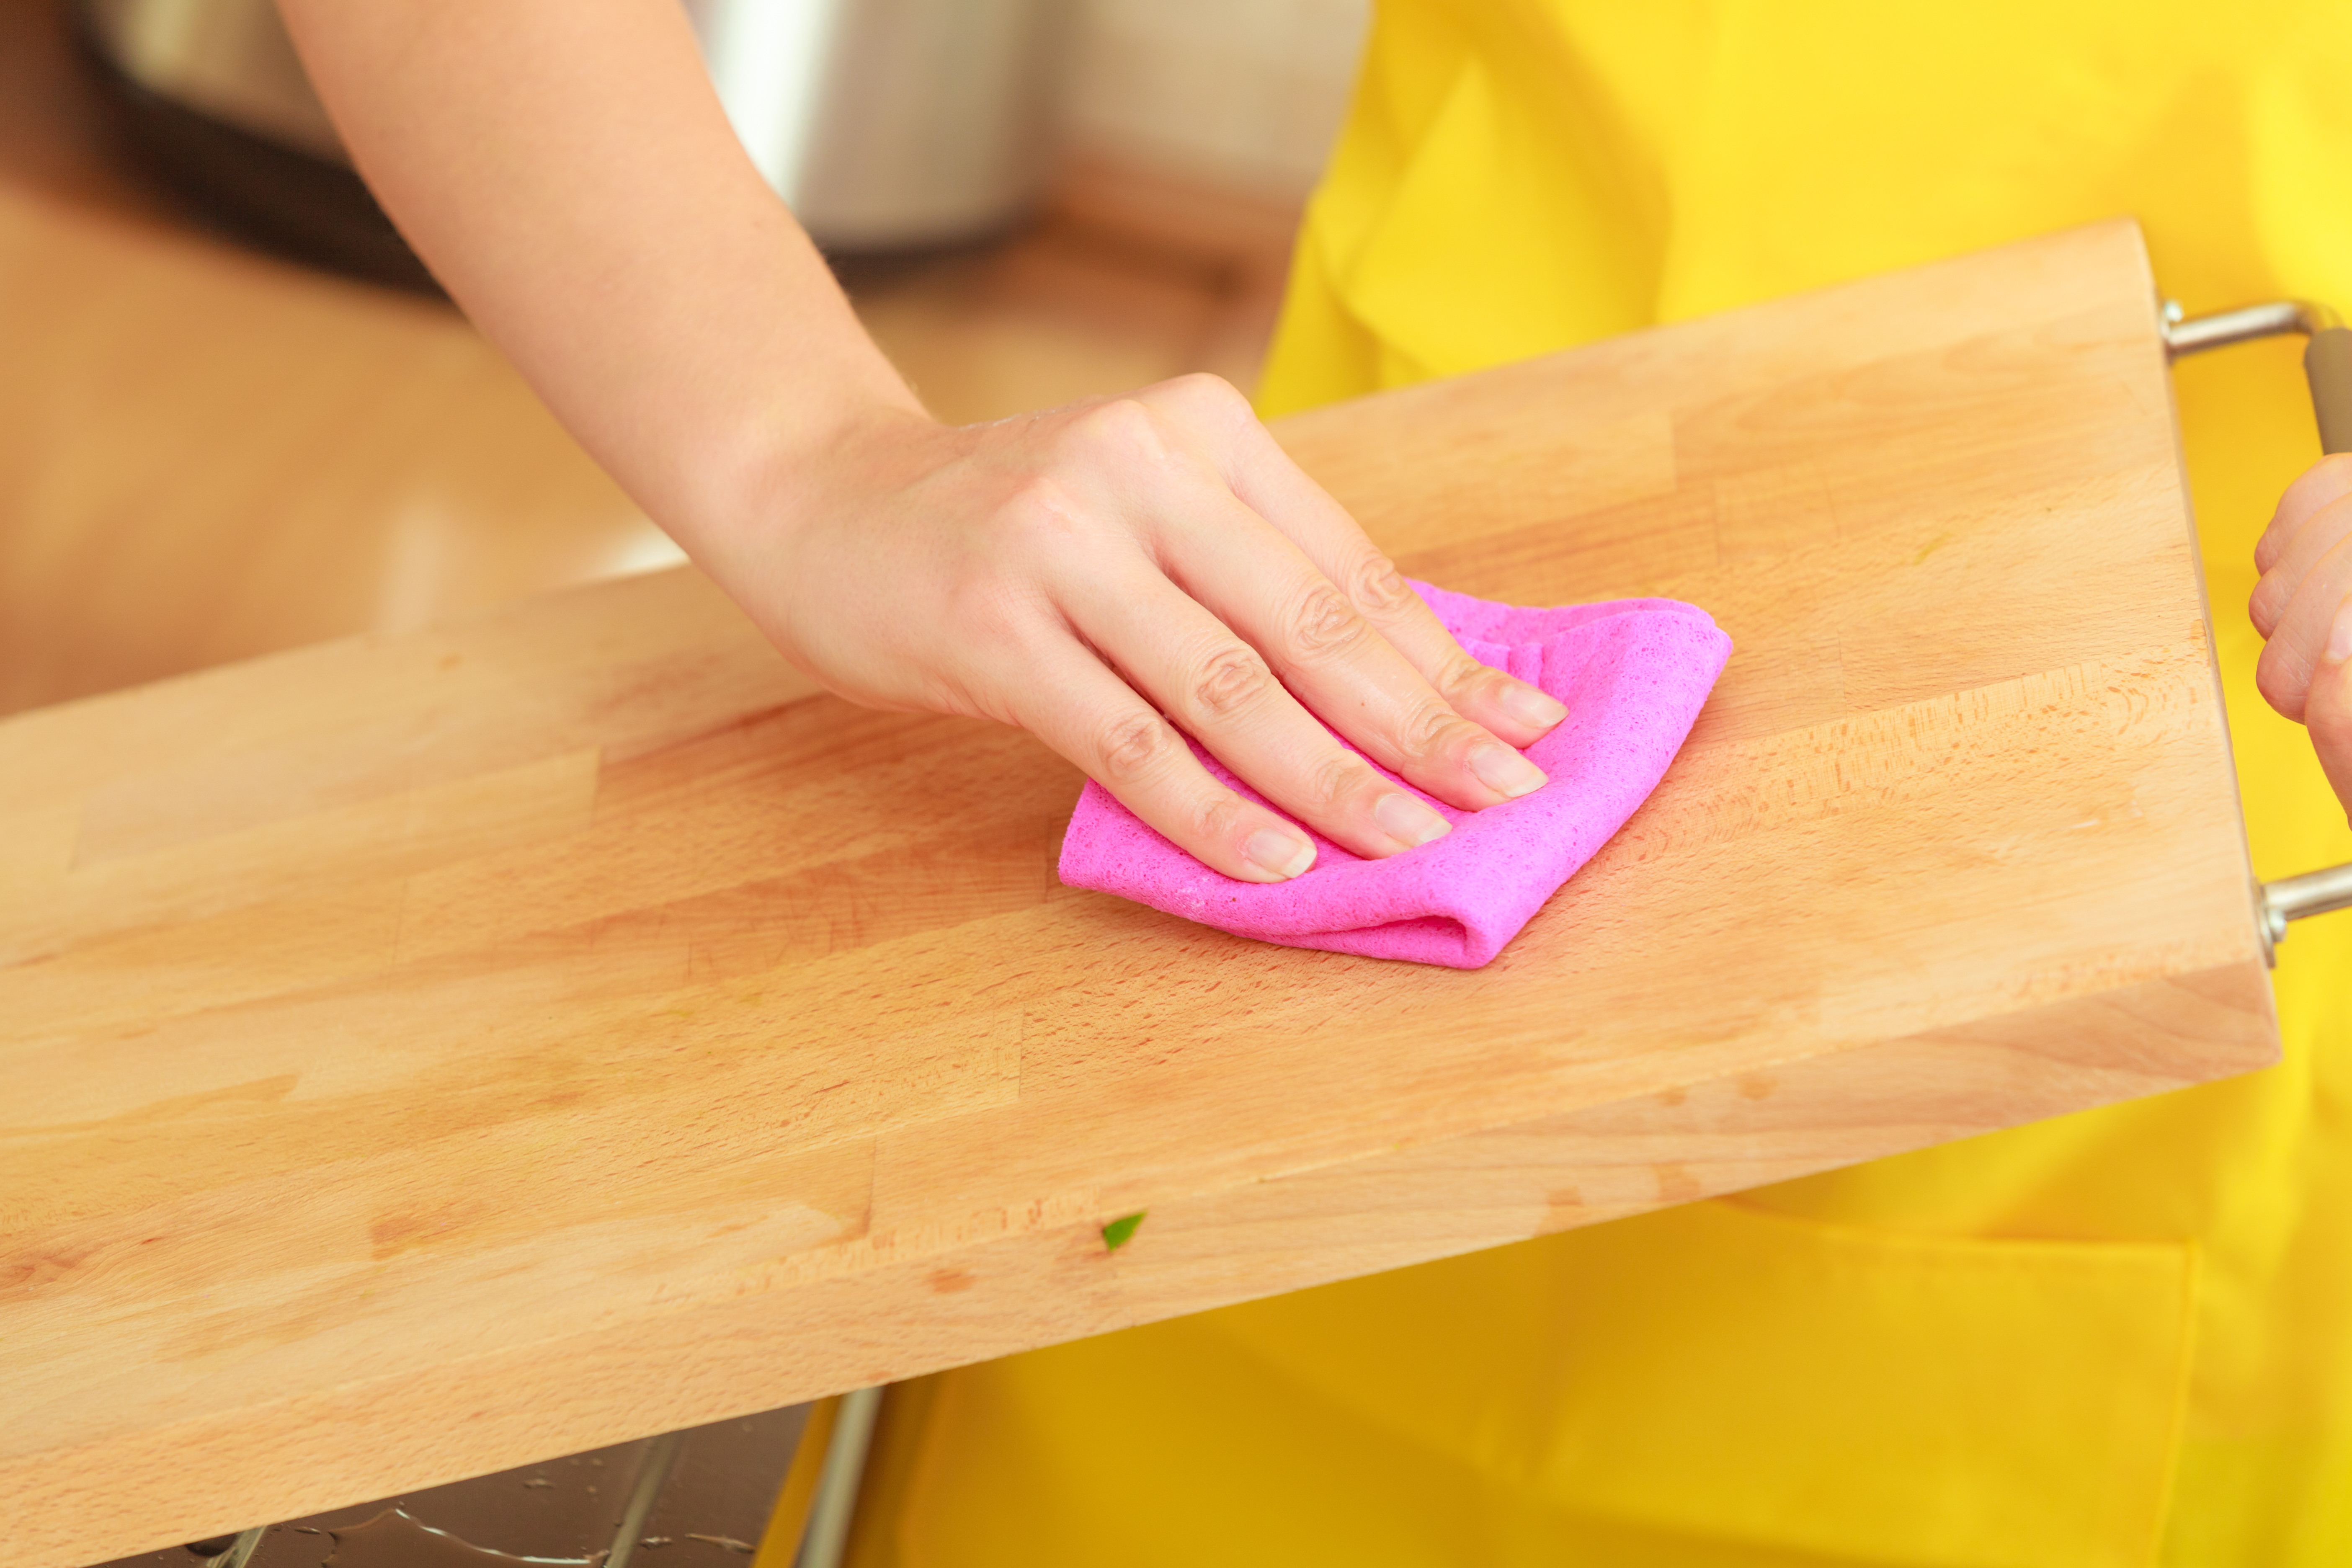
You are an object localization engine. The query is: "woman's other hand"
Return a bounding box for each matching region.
[2253,452,2352,815]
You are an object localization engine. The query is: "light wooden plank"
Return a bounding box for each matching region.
[0,219,2276,1564]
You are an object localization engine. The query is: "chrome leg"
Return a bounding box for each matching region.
[795,1386,884,1568]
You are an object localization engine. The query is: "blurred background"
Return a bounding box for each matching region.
[0,0,1370,716]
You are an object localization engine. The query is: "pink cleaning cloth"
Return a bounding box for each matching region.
[1056,581,1732,969]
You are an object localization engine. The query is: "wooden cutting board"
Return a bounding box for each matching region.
[2,219,2277,1565]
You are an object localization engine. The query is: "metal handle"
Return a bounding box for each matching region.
[2305,325,2352,455]
[202,1529,266,1568]
[2263,863,2352,947]
[2159,298,2352,455]
[607,1429,686,1568]
[2161,298,2352,957]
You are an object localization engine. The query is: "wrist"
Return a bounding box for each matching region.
[666,364,939,670]
[685,360,932,564]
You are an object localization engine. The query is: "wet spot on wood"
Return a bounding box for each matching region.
[1652,1163,1702,1202]
[1540,1186,1586,1233]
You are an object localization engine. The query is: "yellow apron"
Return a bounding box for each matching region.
[852,5,2352,1563]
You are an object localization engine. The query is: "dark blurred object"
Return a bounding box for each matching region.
[80,1405,807,1568]
[70,0,438,290]
[68,0,1074,290]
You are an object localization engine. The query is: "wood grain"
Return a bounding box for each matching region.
[0,219,2277,1565]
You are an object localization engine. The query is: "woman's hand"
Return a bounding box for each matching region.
[2252,452,2352,814]
[710,374,1563,882]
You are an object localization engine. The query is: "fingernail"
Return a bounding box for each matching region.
[1374,790,1452,848]
[1501,683,1566,728]
[1243,826,1316,879]
[1470,743,1548,799]
[2329,601,2352,664]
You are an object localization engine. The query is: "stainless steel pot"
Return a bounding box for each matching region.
[691,0,1073,250]
[75,0,1071,279]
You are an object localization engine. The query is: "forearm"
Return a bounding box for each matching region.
[277,0,921,552]
[275,0,1573,883]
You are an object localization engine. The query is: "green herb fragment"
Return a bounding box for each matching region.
[1101,1212,1146,1251]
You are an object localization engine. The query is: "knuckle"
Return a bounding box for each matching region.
[941,573,1032,647]
[1398,699,1467,758]
[1304,749,1375,812]
[1071,397,1166,466]
[1434,650,1497,704]
[1096,710,1179,785]
[1348,552,1417,616]
[991,477,1086,556]
[1287,581,1372,661]
[1187,791,1246,845]
[2249,581,2282,638]
[1189,645,1276,719]
[1166,371,1249,420]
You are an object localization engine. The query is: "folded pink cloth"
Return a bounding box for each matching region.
[1056,582,1732,968]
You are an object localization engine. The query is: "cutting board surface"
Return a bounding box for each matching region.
[1,220,2276,1564]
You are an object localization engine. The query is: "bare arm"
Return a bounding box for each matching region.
[276,0,909,562]
[279,0,1567,880]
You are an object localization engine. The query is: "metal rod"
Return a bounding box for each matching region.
[2263,863,2352,948]
[2161,298,2342,358]
[606,1430,686,1568]
[206,1528,267,1568]
[795,1386,883,1568]
[2159,295,2352,957]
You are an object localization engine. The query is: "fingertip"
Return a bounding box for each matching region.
[1373,790,1452,850]
[2255,506,2294,575]
[1498,680,1567,732]
[2250,578,2282,641]
[1454,678,1564,748]
[1468,742,1548,800]
[2255,641,2306,723]
[1238,824,1316,882]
